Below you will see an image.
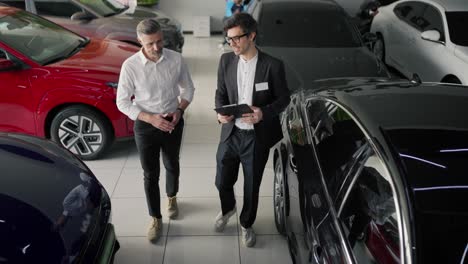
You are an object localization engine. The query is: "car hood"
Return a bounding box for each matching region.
[116,6,181,31]
[0,133,109,262]
[260,46,388,91]
[51,38,138,76]
[454,45,468,64]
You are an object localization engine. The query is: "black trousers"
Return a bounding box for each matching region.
[134,118,184,218]
[215,127,270,228]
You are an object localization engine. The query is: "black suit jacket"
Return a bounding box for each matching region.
[215,50,290,148]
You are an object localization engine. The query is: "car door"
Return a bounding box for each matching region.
[309,102,368,263]
[31,0,96,37]
[282,96,312,263]
[388,2,424,75]
[0,48,36,135]
[410,3,448,82]
[334,151,403,264]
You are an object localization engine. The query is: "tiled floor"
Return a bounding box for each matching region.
[84,35,292,264]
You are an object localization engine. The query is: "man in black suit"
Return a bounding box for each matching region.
[214,13,290,247]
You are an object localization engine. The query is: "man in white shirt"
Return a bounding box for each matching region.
[116,19,195,243]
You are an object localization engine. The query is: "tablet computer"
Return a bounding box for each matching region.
[214,104,253,118]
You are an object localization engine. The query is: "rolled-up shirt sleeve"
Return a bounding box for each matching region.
[116,61,142,120]
[178,58,195,103]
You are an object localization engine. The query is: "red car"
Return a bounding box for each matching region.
[0,6,138,160]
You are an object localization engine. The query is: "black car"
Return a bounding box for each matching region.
[272,78,468,263]
[0,133,119,263]
[247,0,389,92]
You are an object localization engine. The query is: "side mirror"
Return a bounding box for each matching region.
[71,11,94,21]
[0,58,17,71]
[421,30,442,43]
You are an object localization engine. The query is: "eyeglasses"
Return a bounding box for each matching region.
[225,33,249,44]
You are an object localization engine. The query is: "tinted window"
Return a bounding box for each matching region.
[394,2,425,31]
[1,0,26,9]
[339,152,401,263]
[35,1,82,18]
[0,9,85,64]
[420,5,444,40]
[446,12,468,46]
[257,3,360,48]
[308,101,366,200]
[287,100,307,146]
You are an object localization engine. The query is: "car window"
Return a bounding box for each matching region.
[34,0,83,18]
[446,12,468,46]
[1,0,26,9]
[0,9,85,64]
[257,3,361,48]
[394,2,425,31]
[307,100,366,201]
[287,97,307,146]
[420,5,445,41]
[338,152,401,263]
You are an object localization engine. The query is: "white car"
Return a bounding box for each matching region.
[370,0,468,84]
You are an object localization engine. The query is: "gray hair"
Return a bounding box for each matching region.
[136,19,161,37]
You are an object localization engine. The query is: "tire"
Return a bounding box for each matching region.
[273,159,287,235]
[50,105,114,160]
[373,35,385,63]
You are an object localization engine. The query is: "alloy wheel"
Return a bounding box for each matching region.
[57,115,104,156]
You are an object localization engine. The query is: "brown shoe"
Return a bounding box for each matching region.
[168,196,178,219]
[148,217,162,242]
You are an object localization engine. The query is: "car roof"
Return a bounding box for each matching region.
[305,78,468,132]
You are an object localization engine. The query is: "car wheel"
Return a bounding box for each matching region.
[373,35,385,63]
[50,105,114,160]
[274,159,287,235]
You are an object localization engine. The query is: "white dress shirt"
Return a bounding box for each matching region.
[117,48,195,120]
[235,52,258,130]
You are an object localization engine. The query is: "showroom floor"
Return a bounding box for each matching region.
[84,35,292,264]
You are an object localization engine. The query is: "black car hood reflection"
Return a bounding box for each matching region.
[261,46,387,91]
[0,134,104,263]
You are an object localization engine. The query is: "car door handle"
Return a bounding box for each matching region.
[289,154,297,173]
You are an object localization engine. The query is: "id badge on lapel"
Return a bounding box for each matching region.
[255,82,269,92]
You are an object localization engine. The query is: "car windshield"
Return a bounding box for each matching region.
[0,9,87,65]
[78,0,128,17]
[257,3,361,48]
[446,11,468,47]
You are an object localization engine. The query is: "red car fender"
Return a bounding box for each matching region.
[35,88,129,138]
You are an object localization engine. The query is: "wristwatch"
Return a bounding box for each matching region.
[176,107,185,116]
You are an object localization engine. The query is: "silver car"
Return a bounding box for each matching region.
[1,0,184,52]
[370,0,468,84]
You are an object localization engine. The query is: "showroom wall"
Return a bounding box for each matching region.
[158,0,226,34]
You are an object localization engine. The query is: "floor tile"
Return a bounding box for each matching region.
[180,143,218,167]
[114,236,166,264]
[236,196,278,235]
[177,167,218,197]
[239,235,292,264]
[164,236,240,264]
[111,197,170,237]
[167,198,238,236]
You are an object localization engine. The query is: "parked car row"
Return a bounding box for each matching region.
[273,77,468,264]
[247,0,390,92]
[0,0,184,52]
[370,0,468,84]
[0,6,138,160]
